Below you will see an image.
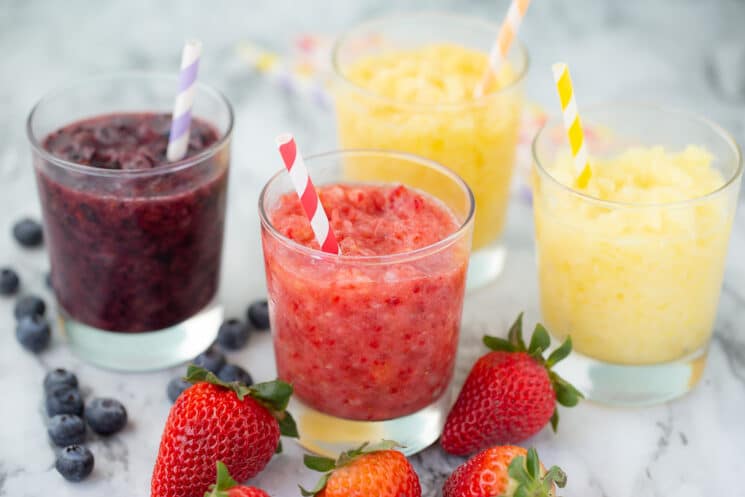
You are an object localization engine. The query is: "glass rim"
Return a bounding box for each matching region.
[330,11,530,112]
[532,101,744,209]
[26,71,235,178]
[258,148,476,265]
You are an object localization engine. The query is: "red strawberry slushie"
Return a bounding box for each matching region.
[262,183,469,421]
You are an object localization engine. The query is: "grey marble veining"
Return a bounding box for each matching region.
[1,1,745,496]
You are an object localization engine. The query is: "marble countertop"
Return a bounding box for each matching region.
[2,1,745,496]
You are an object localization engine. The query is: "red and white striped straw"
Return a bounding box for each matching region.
[275,134,340,255]
[474,0,532,98]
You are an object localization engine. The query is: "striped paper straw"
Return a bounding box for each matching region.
[167,39,202,162]
[474,0,531,98]
[275,134,340,254]
[552,62,592,188]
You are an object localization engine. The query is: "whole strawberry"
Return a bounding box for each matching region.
[300,441,421,497]
[443,446,566,497]
[204,461,271,497]
[151,366,297,497]
[441,313,582,455]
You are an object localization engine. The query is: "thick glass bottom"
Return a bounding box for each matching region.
[466,242,506,290]
[60,301,222,372]
[291,389,451,457]
[553,343,708,406]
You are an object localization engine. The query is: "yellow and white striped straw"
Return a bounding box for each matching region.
[474,0,532,98]
[552,62,592,188]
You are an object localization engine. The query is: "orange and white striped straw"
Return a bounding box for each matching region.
[474,0,531,98]
[276,134,340,254]
[552,62,592,188]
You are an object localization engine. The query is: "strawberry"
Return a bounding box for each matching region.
[443,446,567,497]
[204,461,271,497]
[441,313,582,455]
[300,441,421,497]
[151,365,298,497]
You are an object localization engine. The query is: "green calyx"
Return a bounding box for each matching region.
[185,365,299,438]
[482,312,583,431]
[299,440,402,497]
[204,461,239,497]
[508,448,567,497]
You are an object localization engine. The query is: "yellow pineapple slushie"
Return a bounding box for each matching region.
[334,42,525,251]
[534,145,735,364]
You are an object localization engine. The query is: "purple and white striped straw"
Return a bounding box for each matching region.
[166,39,202,162]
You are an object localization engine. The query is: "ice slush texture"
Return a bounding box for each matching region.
[263,183,469,420]
[335,43,523,250]
[534,145,734,364]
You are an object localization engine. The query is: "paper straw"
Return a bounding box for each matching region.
[552,62,592,188]
[475,0,531,98]
[167,39,202,162]
[275,134,340,254]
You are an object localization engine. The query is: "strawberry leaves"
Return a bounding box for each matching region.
[528,324,551,359]
[185,365,298,438]
[204,461,239,497]
[300,440,402,497]
[546,337,573,368]
[483,313,584,431]
[508,448,567,497]
[507,312,526,350]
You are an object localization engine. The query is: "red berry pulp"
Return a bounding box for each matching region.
[262,184,469,420]
[36,112,228,332]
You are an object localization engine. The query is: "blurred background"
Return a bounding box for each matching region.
[3,0,745,312]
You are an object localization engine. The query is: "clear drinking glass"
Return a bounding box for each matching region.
[27,74,233,371]
[532,104,742,405]
[332,13,527,289]
[259,150,474,456]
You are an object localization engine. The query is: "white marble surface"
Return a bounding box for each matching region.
[2,1,745,496]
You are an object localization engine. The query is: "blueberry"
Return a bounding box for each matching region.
[167,377,192,403]
[85,397,127,435]
[217,364,253,385]
[247,300,270,330]
[55,445,94,482]
[46,386,83,417]
[14,294,46,319]
[193,346,226,373]
[48,414,86,447]
[16,315,51,353]
[12,218,43,247]
[44,368,79,393]
[216,318,250,350]
[0,267,20,295]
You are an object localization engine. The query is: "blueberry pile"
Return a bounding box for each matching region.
[12,218,44,247]
[5,217,54,353]
[166,300,270,402]
[0,267,20,295]
[43,368,128,482]
[15,295,51,353]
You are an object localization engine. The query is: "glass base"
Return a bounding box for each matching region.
[466,242,506,290]
[553,345,708,406]
[291,390,451,457]
[60,302,222,372]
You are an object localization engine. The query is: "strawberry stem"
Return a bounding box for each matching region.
[185,365,299,437]
[507,448,567,497]
[482,313,584,432]
[204,461,239,497]
[300,440,403,497]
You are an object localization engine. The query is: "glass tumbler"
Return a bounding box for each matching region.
[27,73,233,371]
[532,104,742,405]
[259,150,474,456]
[332,13,527,289]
